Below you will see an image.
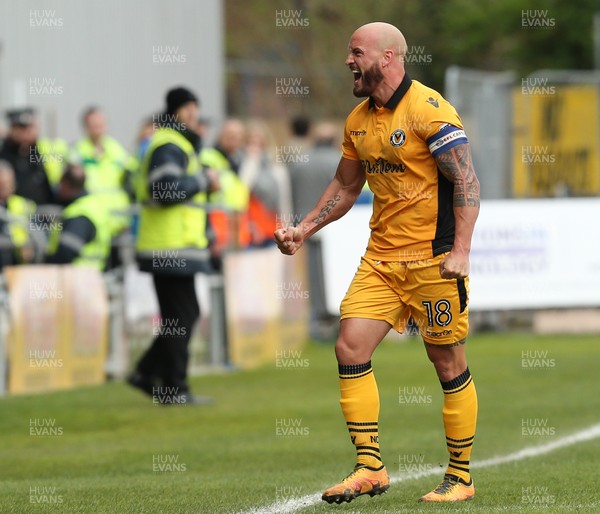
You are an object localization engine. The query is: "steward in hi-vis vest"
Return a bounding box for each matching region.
[136,126,212,274]
[72,108,134,239]
[46,164,111,271]
[128,87,216,406]
[199,146,250,252]
[0,160,36,268]
[37,137,69,187]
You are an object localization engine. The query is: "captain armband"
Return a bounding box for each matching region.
[426,124,468,157]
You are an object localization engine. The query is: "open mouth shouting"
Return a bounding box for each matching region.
[349,62,384,98]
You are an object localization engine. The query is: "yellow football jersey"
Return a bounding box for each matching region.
[342,74,468,262]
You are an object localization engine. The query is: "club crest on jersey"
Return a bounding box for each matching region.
[390,129,406,147]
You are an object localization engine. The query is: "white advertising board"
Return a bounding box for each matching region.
[321,199,600,312]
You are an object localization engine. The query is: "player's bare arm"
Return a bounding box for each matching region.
[275,157,365,255]
[435,142,480,279]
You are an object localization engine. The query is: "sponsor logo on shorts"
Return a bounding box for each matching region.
[425,329,453,338]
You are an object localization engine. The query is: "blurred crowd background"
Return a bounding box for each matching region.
[0,0,599,395]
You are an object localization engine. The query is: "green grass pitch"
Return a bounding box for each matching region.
[1,333,599,513]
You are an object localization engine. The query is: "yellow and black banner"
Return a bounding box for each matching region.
[224,247,309,370]
[513,84,600,197]
[4,265,109,394]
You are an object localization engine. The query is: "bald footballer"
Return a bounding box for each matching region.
[275,22,480,504]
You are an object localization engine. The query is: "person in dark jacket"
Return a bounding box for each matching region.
[0,108,54,205]
[128,87,217,406]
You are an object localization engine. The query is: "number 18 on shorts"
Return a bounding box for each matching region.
[340,253,469,344]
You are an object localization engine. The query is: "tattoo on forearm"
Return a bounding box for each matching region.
[313,194,341,225]
[435,143,480,208]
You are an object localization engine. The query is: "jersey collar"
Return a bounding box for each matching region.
[369,73,412,110]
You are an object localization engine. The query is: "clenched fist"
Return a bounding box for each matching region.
[440,251,470,280]
[274,226,304,255]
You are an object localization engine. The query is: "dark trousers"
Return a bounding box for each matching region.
[136,274,200,392]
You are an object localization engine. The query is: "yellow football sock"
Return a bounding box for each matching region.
[338,361,383,470]
[441,367,478,483]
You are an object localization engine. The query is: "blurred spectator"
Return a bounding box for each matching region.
[37,137,69,187]
[288,121,339,218]
[200,119,250,257]
[287,122,341,340]
[240,120,291,247]
[0,160,36,269]
[129,86,215,405]
[71,107,133,249]
[205,118,246,174]
[135,115,157,162]
[0,108,54,205]
[196,116,211,144]
[126,116,159,241]
[46,164,112,270]
[288,115,312,156]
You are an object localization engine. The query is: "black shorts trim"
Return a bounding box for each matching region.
[457,278,468,313]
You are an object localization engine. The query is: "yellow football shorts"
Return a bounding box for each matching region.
[340,253,469,345]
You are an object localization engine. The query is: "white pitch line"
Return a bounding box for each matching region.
[240,422,600,514]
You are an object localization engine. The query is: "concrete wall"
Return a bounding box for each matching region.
[0,0,224,150]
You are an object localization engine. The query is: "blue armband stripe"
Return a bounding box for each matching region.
[427,125,468,157]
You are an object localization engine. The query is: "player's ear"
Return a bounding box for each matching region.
[382,49,393,67]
